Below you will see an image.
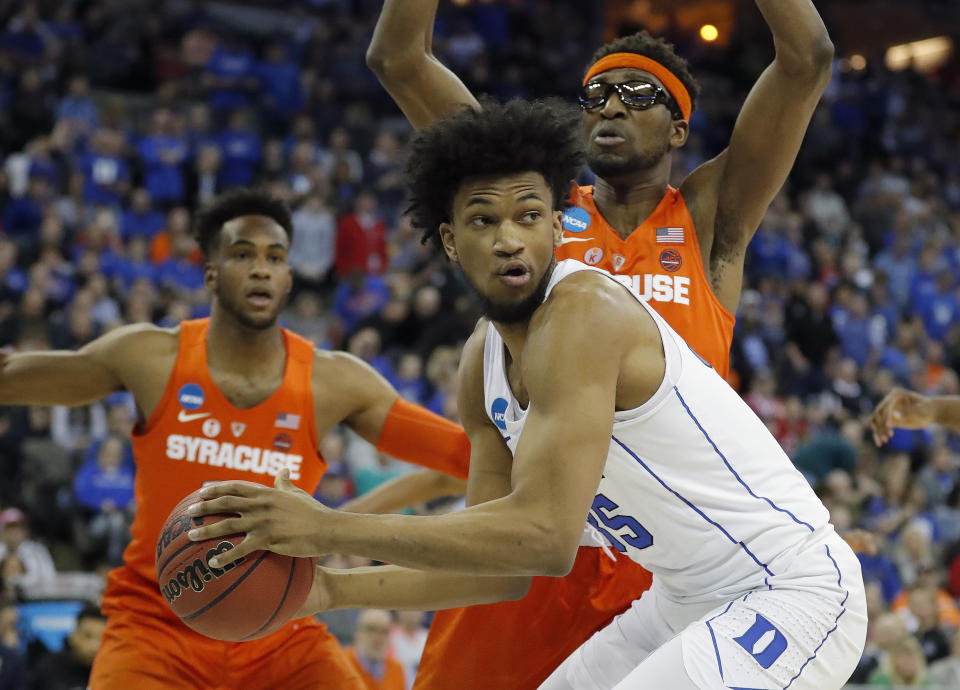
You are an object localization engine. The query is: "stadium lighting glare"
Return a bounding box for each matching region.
[849,54,867,71]
[699,24,719,42]
[885,36,953,72]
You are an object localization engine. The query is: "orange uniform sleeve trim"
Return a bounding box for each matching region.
[375,398,470,481]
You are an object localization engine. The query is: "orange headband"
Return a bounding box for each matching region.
[583,53,692,122]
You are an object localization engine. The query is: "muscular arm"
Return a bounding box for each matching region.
[199,287,636,577]
[299,323,527,614]
[0,323,172,412]
[684,0,833,313]
[366,0,480,129]
[316,351,470,478]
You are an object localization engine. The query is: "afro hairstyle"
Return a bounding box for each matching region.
[405,97,584,251]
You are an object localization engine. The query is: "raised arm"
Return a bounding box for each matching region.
[0,323,172,410]
[686,0,833,312]
[366,0,480,129]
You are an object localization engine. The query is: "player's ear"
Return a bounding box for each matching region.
[552,210,563,247]
[203,262,217,292]
[670,119,689,149]
[439,223,459,263]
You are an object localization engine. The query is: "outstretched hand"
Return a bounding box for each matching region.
[869,388,934,446]
[187,470,331,568]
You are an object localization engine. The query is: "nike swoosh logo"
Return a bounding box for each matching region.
[560,236,595,244]
[178,410,211,423]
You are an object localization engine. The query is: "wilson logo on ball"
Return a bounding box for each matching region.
[160,541,246,605]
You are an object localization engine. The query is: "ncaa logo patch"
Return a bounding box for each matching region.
[491,397,508,431]
[659,248,682,273]
[584,247,604,266]
[178,383,204,410]
[561,206,591,233]
[202,418,221,438]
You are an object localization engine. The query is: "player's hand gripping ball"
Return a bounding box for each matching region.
[155,482,316,641]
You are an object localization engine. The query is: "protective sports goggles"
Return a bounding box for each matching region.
[578,80,683,120]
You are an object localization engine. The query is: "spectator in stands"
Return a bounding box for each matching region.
[0,508,55,586]
[121,188,164,241]
[185,144,224,210]
[319,127,363,185]
[217,109,261,189]
[335,191,388,278]
[290,192,336,291]
[78,129,129,210]
[867,634,931,686]
[257,42,303,136]
[0,602,26,689]
[28,603,106,690]
[348,609,406,690]
[203,32,257,121]
[73,436,135,516]
[929,629,960,688]
[137,109,188,206]
[389,610,428,689]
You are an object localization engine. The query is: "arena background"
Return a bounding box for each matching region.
[0,0,958,687]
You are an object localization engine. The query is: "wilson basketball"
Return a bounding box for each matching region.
[155,484,316,642]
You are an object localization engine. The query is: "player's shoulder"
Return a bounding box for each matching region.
[542,269,634,318]
[534,271,656,350]
[85,322,179,357]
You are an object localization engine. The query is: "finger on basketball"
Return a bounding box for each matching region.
[189,516,245,542]
[199,480,263,500]
[188,495,251,518]
[208,536,258,568]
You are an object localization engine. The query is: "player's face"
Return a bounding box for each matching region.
[580,68,688,180]
[440,172,562,324]
[206,215,293,330]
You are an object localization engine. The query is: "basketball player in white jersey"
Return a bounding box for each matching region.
[189,100,867,689]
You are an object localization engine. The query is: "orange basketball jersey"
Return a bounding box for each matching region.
[101,317,332,627]
[556,184,734,377]
[415,186,734,689]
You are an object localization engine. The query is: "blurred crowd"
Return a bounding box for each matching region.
[0,0,957,687]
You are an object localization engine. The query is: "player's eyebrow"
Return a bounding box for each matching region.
[229,239,288,250]
[464,197,495,209]
[517,192,544,202]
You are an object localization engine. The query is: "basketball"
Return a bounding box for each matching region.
[155,484,316,642]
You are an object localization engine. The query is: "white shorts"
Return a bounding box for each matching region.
[540,535,867,690]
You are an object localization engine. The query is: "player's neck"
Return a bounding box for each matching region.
[592,166,670,240]
[207,310,285,371]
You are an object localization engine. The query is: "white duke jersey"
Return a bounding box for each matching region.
[483,260,834,605]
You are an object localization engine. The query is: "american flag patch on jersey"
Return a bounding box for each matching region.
[275,413,300,430]
[655,227,685,243]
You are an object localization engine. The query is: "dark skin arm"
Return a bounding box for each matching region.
[366,0,479,129]
[188,279,654,577]
[0,323,176,420]
[682,0,834,313]
[870,388,960,445]
[296,322,528,615]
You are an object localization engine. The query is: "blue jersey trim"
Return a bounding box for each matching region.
[673,387,815,533]
[612,436,774,577]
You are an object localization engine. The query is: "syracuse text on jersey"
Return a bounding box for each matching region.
[164,434,304,480]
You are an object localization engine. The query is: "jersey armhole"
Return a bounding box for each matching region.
[132,333,184,437]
